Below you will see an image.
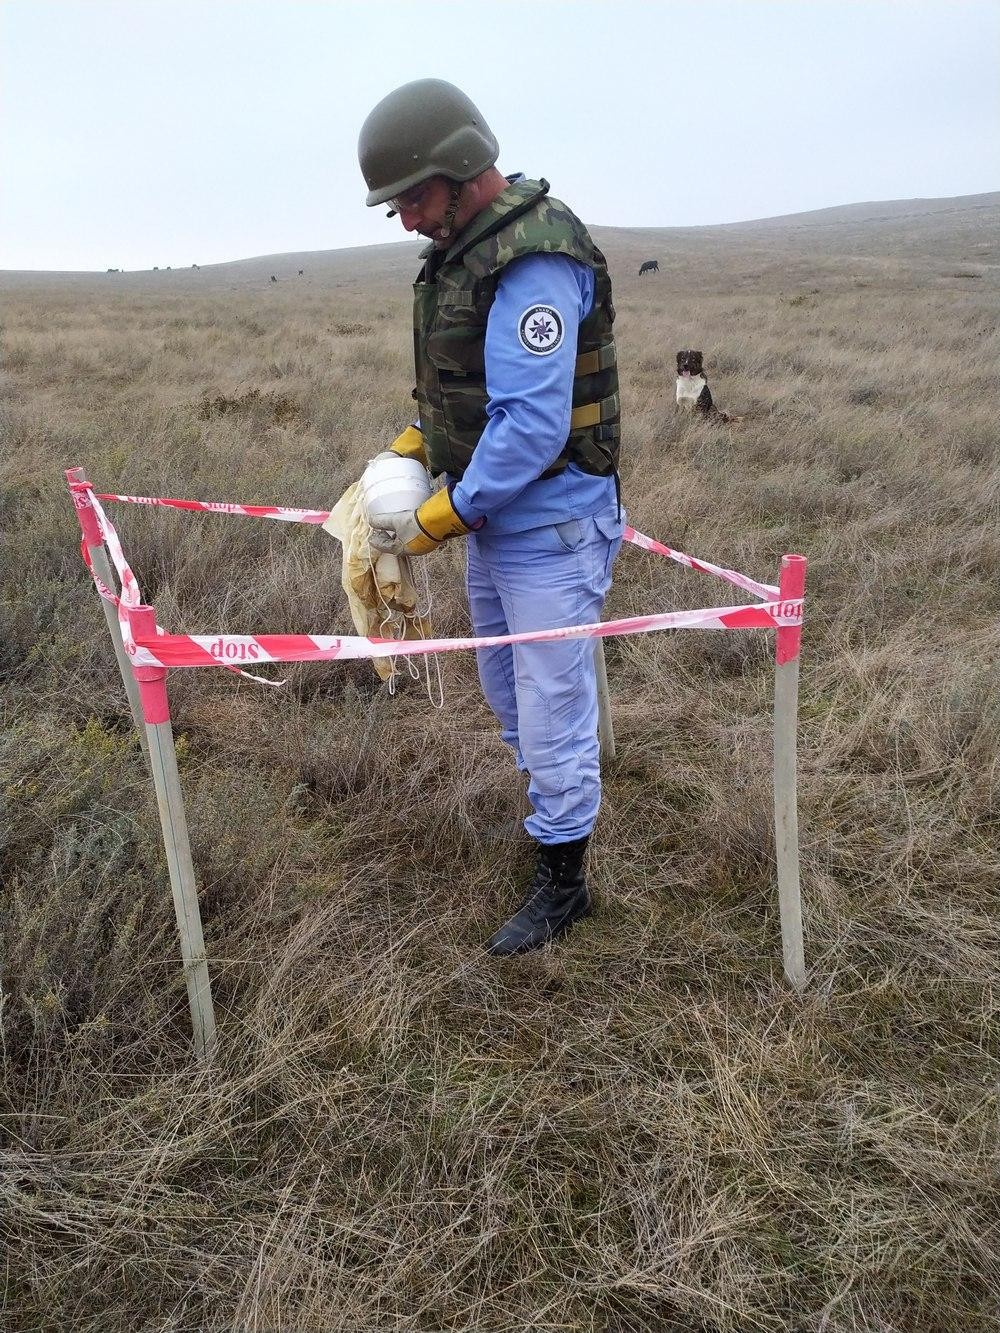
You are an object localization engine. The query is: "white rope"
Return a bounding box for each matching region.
[414,558,445,710]
[363,524,445,709]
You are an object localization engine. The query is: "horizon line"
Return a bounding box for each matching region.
[3,188,997,276]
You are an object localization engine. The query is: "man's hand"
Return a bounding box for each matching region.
[369,487,474,558]
[370,507,431,557]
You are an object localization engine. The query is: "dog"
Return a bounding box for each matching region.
[639,259,659,275]
[675,350,734,421]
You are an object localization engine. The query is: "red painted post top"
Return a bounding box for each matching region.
[65,467,103,547]
[775,554,807,666]
[128,605,171,724]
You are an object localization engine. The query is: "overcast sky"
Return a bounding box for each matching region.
[2,0,998,272]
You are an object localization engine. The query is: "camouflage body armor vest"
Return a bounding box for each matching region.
[412,179,620,482]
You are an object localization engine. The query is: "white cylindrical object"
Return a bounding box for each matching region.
[361,454,432,525]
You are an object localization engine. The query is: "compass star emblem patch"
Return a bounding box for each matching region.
[517,304,564,356]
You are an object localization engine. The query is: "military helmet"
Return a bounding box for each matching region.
[358,78,499,207]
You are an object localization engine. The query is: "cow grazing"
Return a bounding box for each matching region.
[639,259,659,275]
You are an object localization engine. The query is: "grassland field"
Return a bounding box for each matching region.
[1,192,999,1331]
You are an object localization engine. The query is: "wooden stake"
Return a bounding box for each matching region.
[129,605,217,1060]
[773,554,807,989]
[66,467,149,760]
[594,638,616,762]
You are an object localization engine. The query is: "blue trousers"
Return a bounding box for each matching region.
[466,506,624,845]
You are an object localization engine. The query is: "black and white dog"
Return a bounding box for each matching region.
[675,350,732,421]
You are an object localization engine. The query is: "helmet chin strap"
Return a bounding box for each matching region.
[384,180,464,234]
[437,182,463,239]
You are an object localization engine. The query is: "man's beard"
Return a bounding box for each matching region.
[419,227,449,248]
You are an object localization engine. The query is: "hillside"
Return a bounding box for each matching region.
[2,189,997,294]
[1,192,998,1332]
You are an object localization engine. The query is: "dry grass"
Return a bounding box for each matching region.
[2,195,999,1331]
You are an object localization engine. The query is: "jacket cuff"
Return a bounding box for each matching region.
[448,483,486,530]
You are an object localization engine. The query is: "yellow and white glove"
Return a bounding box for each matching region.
[369,486,474,558]
[386,424,427,466]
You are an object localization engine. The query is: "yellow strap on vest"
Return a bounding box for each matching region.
[574,343,617,378]
[569,392,619,430]
[570,402,601,429]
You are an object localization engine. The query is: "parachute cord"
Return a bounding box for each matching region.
[363,525,444,709]
[415,559,445,710]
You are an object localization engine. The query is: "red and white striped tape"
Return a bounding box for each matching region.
[622,527,778,601]
[76,485,287,685]
[72,479,803,676]
[93,489,780,602]
[81,490,145,659]
[125,600,804,669]
[95,492,329,524]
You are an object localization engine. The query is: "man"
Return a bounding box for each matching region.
[358,78,623,956]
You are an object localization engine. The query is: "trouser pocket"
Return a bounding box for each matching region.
[593,508,626,584]
[554,518,585,551]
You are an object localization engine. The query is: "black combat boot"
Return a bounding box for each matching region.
[486,836,592,956]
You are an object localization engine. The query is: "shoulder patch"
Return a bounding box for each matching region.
[517,304,564,356]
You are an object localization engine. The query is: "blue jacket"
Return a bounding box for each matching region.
[448,251,618,535]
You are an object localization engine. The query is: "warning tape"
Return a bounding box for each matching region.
[126,601,804,669]
[622,527,777,602]
[93,490,780,602]
[79,490,144,661]
[74,480,803,676]
[85,492,142,611]
[77,487,283,685]
[95,492,329,525]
